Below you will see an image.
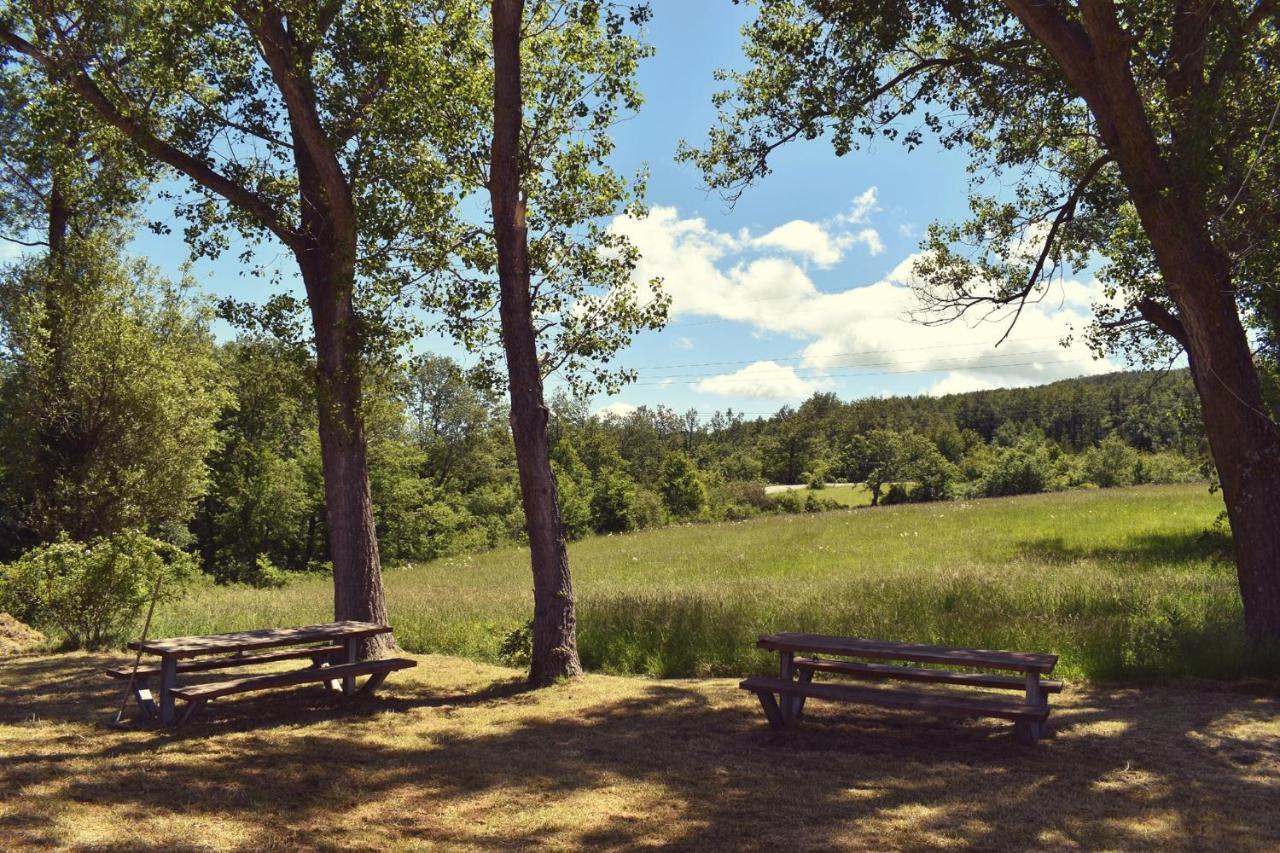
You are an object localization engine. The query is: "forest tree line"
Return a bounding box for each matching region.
[0,247,1209,589]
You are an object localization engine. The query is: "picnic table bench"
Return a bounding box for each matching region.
[107,620,415,726]
[740,633,1060,745]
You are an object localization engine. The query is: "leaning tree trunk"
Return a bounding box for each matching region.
[299,250,395,659]
[1138,211,1280,648]
[1174,275,1280,647]
[490,0,583,686]
[1001,0,1280,649]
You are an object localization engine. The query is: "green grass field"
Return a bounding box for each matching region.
[153,484,1264,682]
[809,483,873,507]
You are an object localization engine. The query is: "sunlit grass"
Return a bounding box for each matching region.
[3,652,1277,850]
[810,483,873,507]
[152,484,1266,681]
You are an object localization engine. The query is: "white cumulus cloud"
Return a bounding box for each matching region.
[840,187,880,224]
[593,401,638,419]
[608,205,1116,396]
[753,220,850,267]
[852,227,885,256]
[693,361,826,400]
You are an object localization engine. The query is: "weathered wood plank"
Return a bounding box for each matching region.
[106,645,343,680]
[793,657,1064,693]
[129,621,391,660]
[739,676,1050,722]
[755,690,784,730]
[778,650,795,723]
[757,633,1057,673]
[159,656,177,726]
[169,658,416,702]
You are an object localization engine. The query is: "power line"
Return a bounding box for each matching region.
[626,356,1091,387]
[630,335,1066,371]
[635,348,1070,380]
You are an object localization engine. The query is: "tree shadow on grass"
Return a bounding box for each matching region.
[1,653,1277,850]
[1017,528,1234,571]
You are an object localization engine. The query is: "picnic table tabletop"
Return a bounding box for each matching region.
[757,632,1058,673]
[129,620,391,660]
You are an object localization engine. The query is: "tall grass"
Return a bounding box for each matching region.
[151,484,1268,681]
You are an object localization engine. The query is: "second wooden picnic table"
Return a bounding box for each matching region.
[114,620,413,725]
[742,632,1060,745]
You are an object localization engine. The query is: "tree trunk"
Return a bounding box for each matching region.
[1173,277,1280,647]
[33,168,79,539]
[1001,0,1280,648]
[1135,209,1280,648]
[298,252,395,659]
[490,0,583,686]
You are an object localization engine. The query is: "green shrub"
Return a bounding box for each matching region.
[769,490,805,513]
[1083,435,1139,488]
[659,453,707,518]
[250,554,290,589]
[498,620,533,668]
[0,531,195,649]
[805,460,831,489]
[803,492,840,512]
[632,487,670,529]
[882,483,912,505]
[979,441,1058,496]
[591,469,638,533]
[1135,451,1202,485]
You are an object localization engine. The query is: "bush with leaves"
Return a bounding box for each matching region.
[979,441,1060,497]
[591,468,639,533]
[1135,451,1202,485]
[1083,435,1140,488]
[0,241,225,550]
[0,531,195,649]
[658,453,707,518]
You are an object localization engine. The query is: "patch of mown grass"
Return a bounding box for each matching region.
[150,484,1273,681]
[808,483,872,507]
[4,652,1279,850]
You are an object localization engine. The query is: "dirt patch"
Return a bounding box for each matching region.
[0,613,46,656]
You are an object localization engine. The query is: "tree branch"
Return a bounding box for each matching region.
[0,232,48,248]
[1135,296,1189,346]
[0,24,301,251]
[235,3,355,234]
[994,153,1113,344]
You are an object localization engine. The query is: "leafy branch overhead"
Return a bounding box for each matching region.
[683,0,1280,365]
[432,0,668,398]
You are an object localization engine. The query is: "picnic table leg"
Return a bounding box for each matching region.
[342,636,358,696]
[159,656,177,726]
[1027,671,1046,737]
[794,667,813,720]
[779,650,795,724]
[1016,671,1046,745]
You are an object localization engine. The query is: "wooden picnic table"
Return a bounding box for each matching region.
[742,632,1060,745]
[117,620,411,726]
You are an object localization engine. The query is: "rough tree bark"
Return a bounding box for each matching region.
[489,0,584,685]
[1004,0,1280,646]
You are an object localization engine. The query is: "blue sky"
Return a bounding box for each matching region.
[9,0,1121,421]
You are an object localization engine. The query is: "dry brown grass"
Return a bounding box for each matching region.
[0,614,45,656]
[1,652,1276,851]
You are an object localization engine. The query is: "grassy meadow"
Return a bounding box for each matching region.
[149,483,1264,682]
